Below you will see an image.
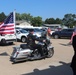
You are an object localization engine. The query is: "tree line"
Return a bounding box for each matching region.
[0,12,76,28]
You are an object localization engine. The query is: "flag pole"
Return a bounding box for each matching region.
[14,9,16,32]
[14,9,17,44]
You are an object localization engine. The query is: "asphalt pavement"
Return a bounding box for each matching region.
[0,39,74,75]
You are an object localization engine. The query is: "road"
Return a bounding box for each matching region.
[0,39,73,75]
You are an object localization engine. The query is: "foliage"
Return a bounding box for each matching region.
[0,12,6,22]
[45,18,62,24]
[31,16,43,26]
[55,18,62,24]
[16,13,21,20]
[62,14,76,28]
[0,12,76,27]
[16,13,33,22]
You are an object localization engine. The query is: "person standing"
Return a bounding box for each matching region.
[70,28,76,75]
[47,27,51,37]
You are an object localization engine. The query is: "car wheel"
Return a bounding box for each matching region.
[54,35,59,39]
[1,39,6,45]
[21,37,26,43]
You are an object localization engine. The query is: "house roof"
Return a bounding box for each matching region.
[16,20,31,26]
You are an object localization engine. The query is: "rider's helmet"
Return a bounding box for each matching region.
[29,29,34,34]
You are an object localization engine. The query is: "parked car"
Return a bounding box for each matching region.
[52,28,74,39]
[22,28,42,37]
[16,29,29,43]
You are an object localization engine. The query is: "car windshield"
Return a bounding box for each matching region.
[20,29,28,33]
[34,28,42,32]
[61,29,74,32]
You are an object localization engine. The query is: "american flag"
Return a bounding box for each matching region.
[0,12,15,34]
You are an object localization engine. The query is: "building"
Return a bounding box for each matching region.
[16,20,32,27]
[43,24,68,29]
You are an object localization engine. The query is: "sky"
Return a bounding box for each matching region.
[0,0,76,21]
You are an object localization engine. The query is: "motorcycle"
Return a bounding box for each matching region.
[10,40,54,63]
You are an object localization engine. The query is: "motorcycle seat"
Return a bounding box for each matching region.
[20,44,28,49]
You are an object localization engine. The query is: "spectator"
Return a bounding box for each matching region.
[68,28,76,45]
[47,27,51,36]
[70,27,76,75]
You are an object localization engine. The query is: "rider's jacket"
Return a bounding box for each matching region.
[27,33,42,48]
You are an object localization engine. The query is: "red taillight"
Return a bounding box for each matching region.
[23,52,28,54]
[16,52,19,54]
[57,28,62,31]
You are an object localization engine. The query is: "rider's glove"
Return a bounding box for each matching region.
[43,40,46,42]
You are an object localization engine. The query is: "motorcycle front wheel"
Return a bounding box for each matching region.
[47,47,54,58]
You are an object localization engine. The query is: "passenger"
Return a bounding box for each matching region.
[41,27,51,46]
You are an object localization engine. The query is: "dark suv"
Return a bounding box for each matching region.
[52,28,74,39]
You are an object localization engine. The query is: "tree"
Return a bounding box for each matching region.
[62,14,76,28]
[25,13,33,22]
[45,18,55,24]
[45,18,49,24]
[55,18,62,24]
[31,16,43,26]
[0,12,6,22]
[16,13,33,23]
[16,13,21,20]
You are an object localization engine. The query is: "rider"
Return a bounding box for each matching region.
[26,29,45,57]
